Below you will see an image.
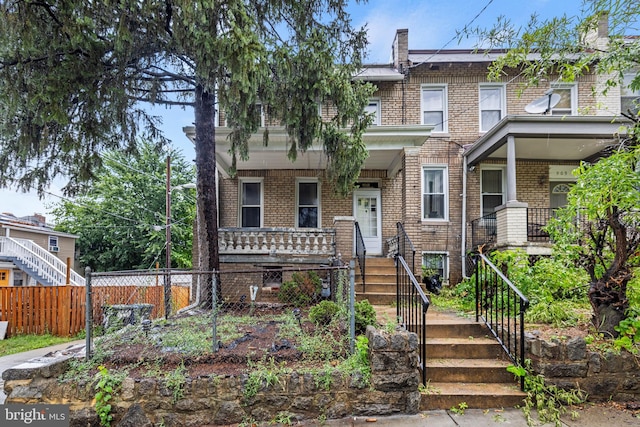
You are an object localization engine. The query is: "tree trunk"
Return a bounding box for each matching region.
[194,83,220,309]
[589,268,631,337]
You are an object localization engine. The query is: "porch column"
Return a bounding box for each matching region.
[495,202,528,246]
[506,135,517,202]
[333,216,355,259]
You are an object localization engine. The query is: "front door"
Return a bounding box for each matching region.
[0,269,10,287]
[353,189,382,255]
[550,182,571,209]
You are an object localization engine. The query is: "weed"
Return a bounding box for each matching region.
[271,411,293,425]
[164,361,187,403]
[243,357,286,401]
[450,401,468,415]
[94,365,125,427]
[312,365,334,390]
[418,380,440,395]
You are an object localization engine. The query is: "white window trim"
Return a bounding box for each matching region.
[295,178,321,228]
[239,178,264,228]
[422,251,450,282]
[478,83,506,132]
[48,236,59,252]
[550,82,577,115]
[480,166,506,218]
[365,98,381,126]
[621,72,640,114]
[421,164,449,222]
[421,84,448,133]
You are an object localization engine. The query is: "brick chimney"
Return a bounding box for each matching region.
[393,29,409,70]
[33,213,46,225]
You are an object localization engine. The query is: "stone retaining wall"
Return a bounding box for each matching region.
[526,332,640,401]
[3,326,420,426]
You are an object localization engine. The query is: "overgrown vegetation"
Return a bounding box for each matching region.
[94,365,126,427]
[278,271,323,306]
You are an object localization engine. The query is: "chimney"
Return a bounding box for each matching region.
[33,213,46,225]
[393,29,409,69]
[583,12,609,51]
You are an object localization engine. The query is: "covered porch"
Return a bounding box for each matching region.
[463,115,629,263]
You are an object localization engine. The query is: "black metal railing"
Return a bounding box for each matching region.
[470,213,497,249]
[473,252,529,390]
[354,221,366,292]
[527,208,552,242]
[396,255,430,386]
[396,222,416,275]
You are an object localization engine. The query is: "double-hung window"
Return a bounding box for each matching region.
[365,99,381,126]
[421,85,447,132]
[550,83,577,115]
[297,180,319,228]
[479,84,505,131]
[240,180,262,227]
[621,72,640,115]
[480,168,505,217]
[422,166,448,220]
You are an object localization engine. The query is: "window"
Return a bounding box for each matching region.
[422,252,448,280]
[621,73,640,114]
[479,84,505,131]
[421,85,447,132]
[297,180,319,228]
[481,168,505,217]
[240,180,262,227]
[364,99,381,126]
[422,166,448,220]
[48,236,59,252]
[550,83,577,115]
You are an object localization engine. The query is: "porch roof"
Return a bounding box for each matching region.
[464,115,630,166]
[183,124,432,177]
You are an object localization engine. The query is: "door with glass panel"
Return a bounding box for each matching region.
[353,189,382,255]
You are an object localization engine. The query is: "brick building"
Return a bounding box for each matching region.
[184,24,636,286]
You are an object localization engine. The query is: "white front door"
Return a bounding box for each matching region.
[353,189,382,255]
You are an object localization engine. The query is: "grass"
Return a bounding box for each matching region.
[0,333,82,357]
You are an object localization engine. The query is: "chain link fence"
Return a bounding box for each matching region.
[86,262,355,365]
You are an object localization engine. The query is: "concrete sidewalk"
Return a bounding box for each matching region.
[0,339,85,403]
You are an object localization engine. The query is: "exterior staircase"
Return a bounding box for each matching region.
[355,257,396,305]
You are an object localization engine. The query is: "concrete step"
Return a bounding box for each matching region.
[424,320,491,339]
[424,337,504,359]
[425,358,515,383]
[356,293,395,305]
[420,382,526,410]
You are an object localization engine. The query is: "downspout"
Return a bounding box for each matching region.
[461,154,468,278]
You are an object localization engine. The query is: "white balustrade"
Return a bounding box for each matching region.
[218,228,335,257]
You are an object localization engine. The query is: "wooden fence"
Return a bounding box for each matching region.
[0,285,190,338]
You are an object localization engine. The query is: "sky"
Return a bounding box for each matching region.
[0,0,588,221]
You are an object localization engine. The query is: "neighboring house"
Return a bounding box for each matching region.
[184,21,633,286]
[0,212,83,286]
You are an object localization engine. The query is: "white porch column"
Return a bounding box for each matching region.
[495,201,528,246]
[506,135,517,202]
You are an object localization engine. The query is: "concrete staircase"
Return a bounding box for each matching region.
[355,257,396,305]
[420,310,526,410]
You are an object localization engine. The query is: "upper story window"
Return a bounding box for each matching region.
[421,85,448,132]
[422,166,448,220]
[621,73,640,115]
[240,179,263,228]
[297,180,320,228]
[481,168,505,217]
[364,99,381,126]
[550,83,577,115]
[479,84,505,132]
[48,236,59,252]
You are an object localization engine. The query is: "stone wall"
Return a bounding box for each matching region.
[527,333,640,401]
[3,327,420,427]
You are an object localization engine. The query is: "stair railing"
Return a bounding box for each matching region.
[396,255,430,386]
[354,221,366,292]
[396,222,416,275]
[473,252,529,390]
[1,237,85,286]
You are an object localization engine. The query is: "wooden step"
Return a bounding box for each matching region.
[420,382,526,410]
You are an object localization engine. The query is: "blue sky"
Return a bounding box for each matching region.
[1,0,587,219]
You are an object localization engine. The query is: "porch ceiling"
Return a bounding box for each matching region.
[183,125,432,177]
[464,115,630,166]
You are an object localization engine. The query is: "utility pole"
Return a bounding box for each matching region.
[165,155,171,319]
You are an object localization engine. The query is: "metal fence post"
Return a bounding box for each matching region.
[212,272,219,353]
[349,260,355,354]
[85,266,92,361]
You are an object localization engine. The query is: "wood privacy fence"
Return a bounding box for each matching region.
[0,286,85,338]
[0,285,190,338]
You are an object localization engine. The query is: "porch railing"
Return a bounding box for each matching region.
[354,222,366,291]
[396,255,429,386]
[218,227,336,256]
[473,252,529,390]
[470,213,497,249]
[396,222,416,275]
[527,208,552,242]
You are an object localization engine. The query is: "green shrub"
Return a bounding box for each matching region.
[278,271,322,306]
[309,300,341,325]
[355,299,377,334]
